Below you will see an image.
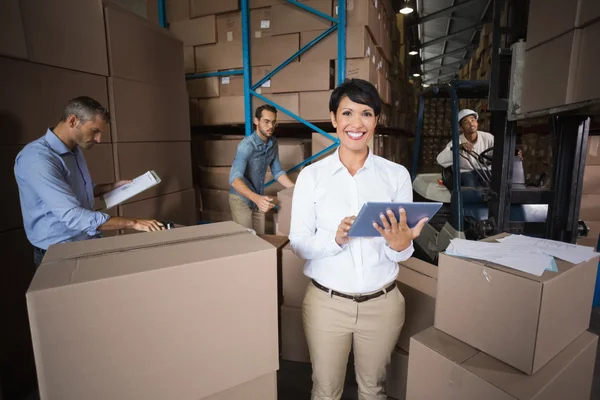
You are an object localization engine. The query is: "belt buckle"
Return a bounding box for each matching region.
[353,294,369,303]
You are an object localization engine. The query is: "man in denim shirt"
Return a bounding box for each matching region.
[229,105,295,229]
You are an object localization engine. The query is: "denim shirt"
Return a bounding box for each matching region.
[228,132,286,207]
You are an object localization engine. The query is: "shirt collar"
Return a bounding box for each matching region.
[44,128,72,155]
[330,148,375,176]
[251,131,273,149]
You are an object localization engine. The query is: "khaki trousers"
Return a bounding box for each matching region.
[228,194,264,232]
[302,281,405,400]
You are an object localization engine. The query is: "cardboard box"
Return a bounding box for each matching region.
[264,171,300,196]
[184,46,195,73]
[217,12,242,43]
[281,305,310,363]
[299,90,333,121]
[250,7,273,38]
[311,131,338,161]
[108,77,190,142]
[0,57,110,145]
[189,99,200,126]
[29,222,278,400]
[113,142,193,202]
[251,33,299,67]
[580,194,600,221]
[250,0,281,8]
[170,15,216,47]
[521,30,581,113]
[197,96,245,125]
[336,0,381,45]
[259,234,289,307]
[572,20,600,103]
[301,27,373,62]
[577,221,599,249]
[576,0,600,27]
[270,61,332,93]
[386,347,409,400]
[119,189,197,225]
[336,58,378,86]
[0,0,28,59]
[20,0,107,75]
[201,189,231,213]
[85,144,116,186]
[195,41,243,72]
[586,135,600,165]
[282,244,309,307]
[197,166,231,190]
[407,328,597,400]
[105,3,185,88]
[190,0,239,18]
[271,0,332,36]
[277,138,311,170]
[197,137,242,167]
[221,66,273,96]
[187,76,220,98]
[583,165,600,193]
[396,257,437,353]
[526,0,578,49]
[202,371,277,400]
[277,187,294,236]
[435,234,599,374]
[164,0,190,22]
[252,93,300,122]
[1,146,24,232]
[201,209,233,223]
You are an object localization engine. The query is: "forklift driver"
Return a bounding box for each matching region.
[436,109,495,187]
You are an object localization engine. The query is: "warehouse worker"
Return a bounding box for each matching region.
[14,96,165,268]
[289,79,427,400]
[228,104,295,230]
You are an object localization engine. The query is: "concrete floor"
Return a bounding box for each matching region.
[278,308,600,400]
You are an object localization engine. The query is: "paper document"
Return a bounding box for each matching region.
[497,235,599,264]
[102,170,161,210]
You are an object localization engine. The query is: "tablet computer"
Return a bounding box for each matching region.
[347,202,443,238]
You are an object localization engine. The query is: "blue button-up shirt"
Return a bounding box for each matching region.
[14,129,110,250]
[228,132,286,207]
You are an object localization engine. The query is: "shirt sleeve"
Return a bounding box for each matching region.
[26,159,110,236]
[289,169,345,260]
[270,144,286,181]
[384,166,415,262]
[436,139,454,168]
[229,143,251,186]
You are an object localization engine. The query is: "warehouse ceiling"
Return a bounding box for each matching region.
[394,0,492,84]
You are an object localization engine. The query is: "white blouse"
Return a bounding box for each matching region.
[289,150,414,293]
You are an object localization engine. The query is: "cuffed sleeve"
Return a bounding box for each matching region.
[228,143,251,186]
[385,241,414,262]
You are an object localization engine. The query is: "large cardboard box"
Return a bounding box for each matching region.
[282,244,309,307]
[572,20,600,103]
[435,235,599,374]
[264,171,300,196]
[586,135,600,165]
[277,187,294,236]
[299,91,333,121]
[251,33,300,67]
[258,234,290,302]
[29,222,278,400]
[221,66,273,96]
[521,30,581,113]
[0,0,28,59]
[252,93,300,122]
[300,26,373,62]
[105,3,185,88]
[113,142,193,202]
[86,144,116,185]
[170,15,216,47]
[108,77,190,142]
[281,305,311,363]
[197,96,245,125]
[583,165,600,193]
[0,57,109,145]
[197,166,232,190]
[396,257,437,353]
[216,12,242,43]
[187,76,220,98]
[190,0,239,17]
[336,57,378,86]
[197,137,242,167]
[20,0,107,75]
[202,372,277,400]
[271,0,332,36]
[278,138,311,170]
[184,46,195,73]
[164,0,190,22]
[119,189,197,226]
[270,61,333,93]
[250,7,273,38]
[407,328,598,400]
[580,194,600,221]
[311,131,338,161]
[576,0,600,27]
[336,0,381,45]
[525,0,578,49]
[194,41,243,72]
[1,146,24,232]
[386,347,409,400]
[201,189,231,213]
[201,209,233,223]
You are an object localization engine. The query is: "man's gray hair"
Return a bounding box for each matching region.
[61,96,110,124]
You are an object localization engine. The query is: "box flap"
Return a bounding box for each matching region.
[30,223,268,292]
[400,257,438,279]
[258,234,290,250]
[412,327,478,364]
[397,262,437,299]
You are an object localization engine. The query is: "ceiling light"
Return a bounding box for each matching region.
[413,73,421,77]
[409,50,418,56]
[399,1,414,14]
[422,83,430,87]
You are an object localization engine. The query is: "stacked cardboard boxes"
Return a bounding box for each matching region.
[406,234,599,399]
[579,135,600,249]
[519,132,554,188]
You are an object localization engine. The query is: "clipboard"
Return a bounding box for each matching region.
[347,202,443,238]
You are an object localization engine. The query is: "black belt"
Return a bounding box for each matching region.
[311,279,396,303]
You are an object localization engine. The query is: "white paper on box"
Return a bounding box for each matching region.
[261,20,270,29]
[222,77,230,84]
[227,31,233,42]
[102,170,161,210]
[262,80,271,88]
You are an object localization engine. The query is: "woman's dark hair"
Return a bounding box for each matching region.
[329,78,381,117]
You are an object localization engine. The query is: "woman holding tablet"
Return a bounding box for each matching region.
[289,78,427,400]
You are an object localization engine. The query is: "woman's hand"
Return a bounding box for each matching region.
[373,208,428,252]
[335,216,356,246]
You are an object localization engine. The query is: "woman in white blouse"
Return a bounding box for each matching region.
[289,78,427,400]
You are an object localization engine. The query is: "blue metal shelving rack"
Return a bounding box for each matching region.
[159,0,346,185]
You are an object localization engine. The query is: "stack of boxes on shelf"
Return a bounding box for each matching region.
[418,99,452,173]
[167,0,416,129]
[519,130,554,188]
[520,0,600,113]
[406,234,599,399]
[0,0,193,395]
[579,134,600,250]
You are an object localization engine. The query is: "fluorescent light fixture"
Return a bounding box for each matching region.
[399,1,414,14]
[413,73,421,77]
[422,83,430,87]
[409,50,418,55]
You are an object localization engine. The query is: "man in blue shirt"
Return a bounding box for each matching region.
[15,96,165,267]
[229,105,295,229]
